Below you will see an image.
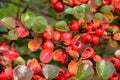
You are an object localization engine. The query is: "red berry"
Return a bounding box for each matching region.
[95,26,104,36]
[81,47,95,59]
[91,35,99,45]
[61,32,72,41]
[51,0,58,4]
[40,49,53,63]
[93,55,102,62]
[81,33,92,44]
[109,72,120,80]
[68,20,80,31]
[42,31,51,40]
[70,40,82,51]
[102,0,111,6]
[67,0,75,7]
[54,1,64,13]
[42,40,54,50]
[74,0,81,6]
[108,57,120,70]
[80,0,88,3]
[53,31,61,41]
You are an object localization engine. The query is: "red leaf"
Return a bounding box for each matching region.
[40,49,52,63]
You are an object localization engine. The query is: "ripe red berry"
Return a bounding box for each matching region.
[91,35,99,45]
[80,0,88,3]
[67,0,75,7]
[70,40,82,51]
[74,0,81,6]
[68,20,80,31]
[53,31,61,41]
[108,57,120,70]
[95,26,104,36]
[81,47,95,59]
[42,40,54,50]
[54,1,64,13]
[42,31,51,40]
[61,32,72,41]
[109,72,120,80]
[81,33,92,44]
[102,0,110,6]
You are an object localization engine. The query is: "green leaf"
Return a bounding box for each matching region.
[3,29,18,40]
[48,8,57,18]
[74,13,85,19]
[95,13,103,21]
[21,12,35,28]
[81,4,92,12]
[15,39,31,55]
[76,63,94,80]
[1,17,16,29]
[32,16,47,33]
[32,25,46,33]
[13,57,25,65]
[34,16,48,26]
[95,0,102,6]
[96,60,115,79]
[100,5,111,13]
[55,21,70,32]
[85,14,92,22]
[65,8,76,14]
[74,6,84,13]
[42,64,59,79]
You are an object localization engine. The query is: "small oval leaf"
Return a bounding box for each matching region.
[42,64,59,79]
[100,5,111,13]
[65,8,76,14]
[96,60,115,79]
[76,63,94,80]
[1,17,16,29]
[55,21,70,32]
[21,12,35,28]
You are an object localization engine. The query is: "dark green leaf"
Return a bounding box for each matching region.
[15,39,31,55]
[95,13,103,21]
[96,60,115,79]
[65,8,76,14]
[42,64,59,79]
[100,5,111,13]
[48,8,57,18]
[3,29,18,40]
[74,6,84,13]
[1,17,16,29]
[76,63,94,80]
[21,12,35,28]
[95,0,102,6]
[55,21,70,32]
